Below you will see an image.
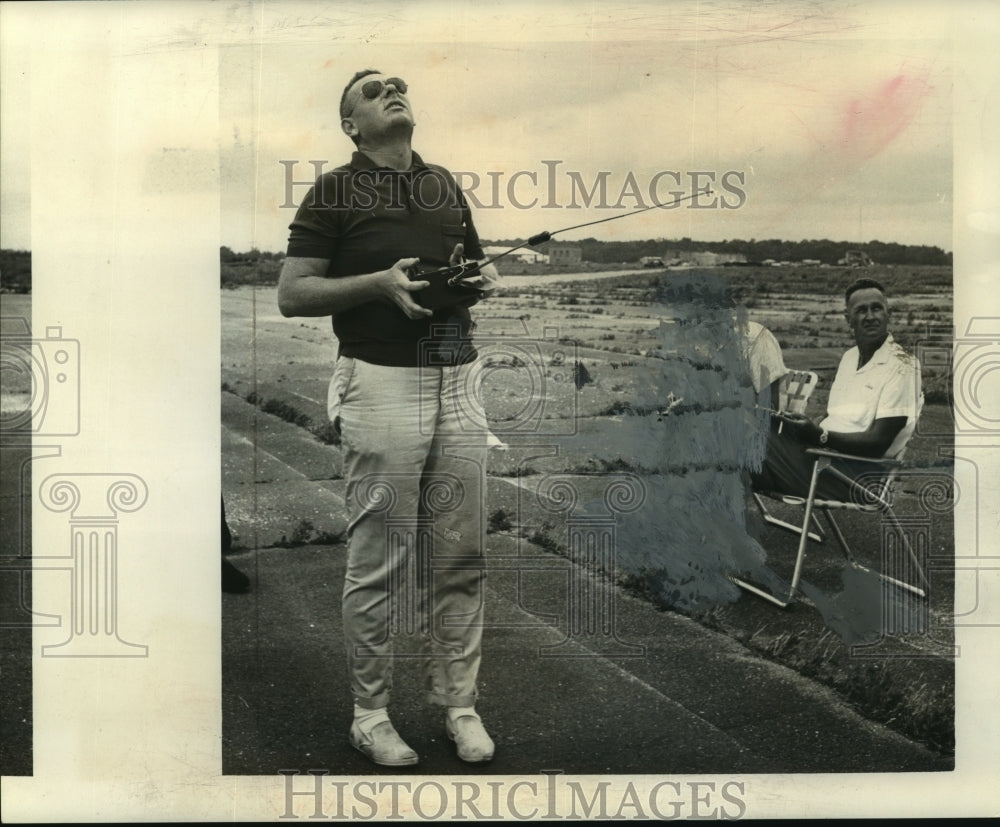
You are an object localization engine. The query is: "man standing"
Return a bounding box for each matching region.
[750,278,922,500]
[277,70,498,767]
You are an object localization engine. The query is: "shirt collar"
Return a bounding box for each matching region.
[856,332,895,370]
[350,149,427,172]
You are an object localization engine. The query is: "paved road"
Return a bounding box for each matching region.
[221,393,952,776]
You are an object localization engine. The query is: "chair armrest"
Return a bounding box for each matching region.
[804,447,902,467]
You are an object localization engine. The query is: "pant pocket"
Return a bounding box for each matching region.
[327,356,356,433]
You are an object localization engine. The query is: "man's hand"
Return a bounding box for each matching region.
[378,257,433,319]
[448,243,501,293]
[775,411,823,445]
[466,261,501,292]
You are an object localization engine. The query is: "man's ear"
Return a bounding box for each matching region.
[341,117,358,140]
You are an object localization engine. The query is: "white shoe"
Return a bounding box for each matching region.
[445,714,495,763]
[349,720,418,767]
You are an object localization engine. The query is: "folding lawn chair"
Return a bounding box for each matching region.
[751,370,824,541]
[736,380,929,608]
[778,369,820,416]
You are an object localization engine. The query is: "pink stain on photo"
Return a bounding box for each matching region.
[839,72,934,161]
[758,67,938,237]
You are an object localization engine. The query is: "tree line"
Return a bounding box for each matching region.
[486,237,952,266]
[0,238,954,295]
[220,240,952,268]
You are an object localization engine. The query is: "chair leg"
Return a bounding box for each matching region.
[753,492,824,543]
[785,458,825,603]
[726,575,796,608]
[738,459,932,607]
[878,507,931,596]
[823,508,856,563]
[824,508,929,598]
[734,458,827,607]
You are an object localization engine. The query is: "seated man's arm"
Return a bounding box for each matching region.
[792,415,907,458]
[277,256,432,320]
[826,416,907,457]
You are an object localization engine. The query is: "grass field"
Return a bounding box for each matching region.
[223,263,955,755]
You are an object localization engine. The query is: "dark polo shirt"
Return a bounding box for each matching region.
[286,150,484,367]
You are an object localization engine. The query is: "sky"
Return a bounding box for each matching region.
[0,1,959,254]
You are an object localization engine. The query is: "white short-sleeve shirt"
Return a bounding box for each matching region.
[820,333,922,458]
[743,321,788,395]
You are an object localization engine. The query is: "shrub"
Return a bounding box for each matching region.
[261,398,311,428]
[487,509,513,533]
[312,421,342,446]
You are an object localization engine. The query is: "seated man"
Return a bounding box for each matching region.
[750,277,922,501]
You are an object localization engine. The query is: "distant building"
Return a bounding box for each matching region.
[838,250,873,267]
[548,243,582,266]
[663,249,747,267]
[482,245,548,264]
[639,256,665,267]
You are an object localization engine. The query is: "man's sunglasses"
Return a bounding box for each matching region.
[353,77,408,107]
